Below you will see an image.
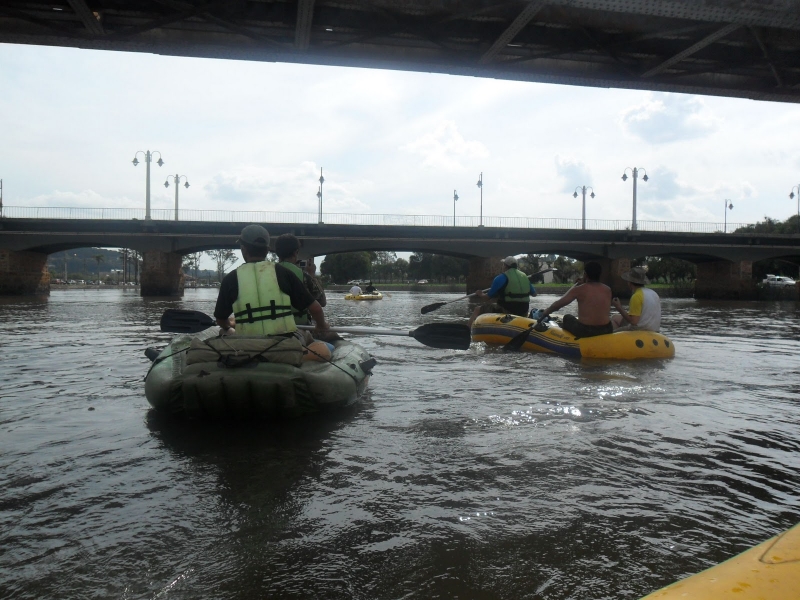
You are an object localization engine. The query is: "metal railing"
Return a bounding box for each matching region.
[0,205,748,234]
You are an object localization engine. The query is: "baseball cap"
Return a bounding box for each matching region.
[237,224,270,249]
[503,256,518,267]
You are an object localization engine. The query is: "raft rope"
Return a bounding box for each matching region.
[146,331,367,390]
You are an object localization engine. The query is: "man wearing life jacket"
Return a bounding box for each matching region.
[473,256,537,317]
[274,233,327,325]
[214,225,329,339]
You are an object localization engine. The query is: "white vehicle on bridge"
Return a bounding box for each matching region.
[762,274,797,287]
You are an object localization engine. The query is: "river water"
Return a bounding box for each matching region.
[1,289,799,599]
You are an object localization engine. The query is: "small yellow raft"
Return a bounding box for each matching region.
[344,292,383,301]
[641,522,800,599]
[471,313,674,359]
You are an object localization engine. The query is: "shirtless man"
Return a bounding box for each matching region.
[538,261,613,338]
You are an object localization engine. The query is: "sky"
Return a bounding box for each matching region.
[2,42,800,270]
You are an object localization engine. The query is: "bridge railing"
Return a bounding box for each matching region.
[1,206,746,233]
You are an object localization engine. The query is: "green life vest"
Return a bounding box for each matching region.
[503,267,531,301]
[233,262,297,336]
[278,261,310,325]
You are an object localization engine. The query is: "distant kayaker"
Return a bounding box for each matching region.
[214,225,330,351]
[539,261,613,338]
[275,233,327,324]
[611,266,661,332]
[472,256,537,319]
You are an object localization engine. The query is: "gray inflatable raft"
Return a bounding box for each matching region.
[144,327,374,419]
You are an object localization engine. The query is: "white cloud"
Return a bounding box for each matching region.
[554,156,593,193]
[620,93,720,143]
[400,121,489,171]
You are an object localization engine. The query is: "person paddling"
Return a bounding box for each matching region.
[539,261,612,338]
[471,256,537,324]
[214,224,331,360]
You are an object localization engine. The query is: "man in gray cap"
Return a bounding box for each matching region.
[213,224,329,338]
[473,255,537,318]
[611,266,661,332]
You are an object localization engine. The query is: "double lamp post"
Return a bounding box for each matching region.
[132,150,189,220]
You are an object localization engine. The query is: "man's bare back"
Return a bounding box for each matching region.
[541,269,612,326]
[570,281,612,325]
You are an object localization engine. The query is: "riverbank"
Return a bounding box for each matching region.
[327,283,698,298]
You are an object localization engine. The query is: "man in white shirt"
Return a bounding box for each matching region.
[611,266,661,332]
[349,284,363,296]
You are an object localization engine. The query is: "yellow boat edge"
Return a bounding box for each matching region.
[471,313,675,359]
[640,522,800,599]
[344,292,383,301]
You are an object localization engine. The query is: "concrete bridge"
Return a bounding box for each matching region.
[2,209,799,299]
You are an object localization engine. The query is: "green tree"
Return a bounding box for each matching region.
[321,252,372,283]
[371,251,398,282]
[636,257,696,283]
[92,254,104,283]
[552,256,582,283]
[207,249,238,282]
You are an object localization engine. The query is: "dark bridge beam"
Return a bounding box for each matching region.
[479,1,545,65]
[66,0,104,36]
[295,0,316,50]
[641,23,741,78]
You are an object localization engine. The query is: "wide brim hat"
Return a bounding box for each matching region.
[237,224,270,249]
[621,266,649,285]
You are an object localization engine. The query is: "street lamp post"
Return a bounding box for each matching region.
[317,168,324,224]
[132,150,164,220]
[572,185,595,230]
[164,174,190,221]
[621,167,649,231]
[453,189,459,227]
[790,185,800,233]
[724,199,734,233]
[476,173,483,227]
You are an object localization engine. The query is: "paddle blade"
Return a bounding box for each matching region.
[411,323,472,350]
[420,302,447,314]
[160,309,216,333]
[503,324,534,352]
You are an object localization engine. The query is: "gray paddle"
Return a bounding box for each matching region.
[159,309,471,351]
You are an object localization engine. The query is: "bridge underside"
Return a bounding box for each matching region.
[1,0,799,103]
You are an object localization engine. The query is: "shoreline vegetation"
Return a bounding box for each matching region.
[49,282,798,300]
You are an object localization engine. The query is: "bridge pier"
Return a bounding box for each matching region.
[595,258,631,298]
[140,251,184,297]
[695,260,757,299]
[0,249,50,296]
[466,256,503,293]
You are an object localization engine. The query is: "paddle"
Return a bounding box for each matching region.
[420,267,557,314]
[159,309,471,351]
[502,317,549,352]
[299,324,471,350]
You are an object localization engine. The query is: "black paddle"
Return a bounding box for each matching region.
[502,317,549,352]
[420,267,557,314]
[159,309,472,351]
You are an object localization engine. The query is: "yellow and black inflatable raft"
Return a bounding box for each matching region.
[641,522,800,599]
[344,292,383,301]
[471,313,675,359]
